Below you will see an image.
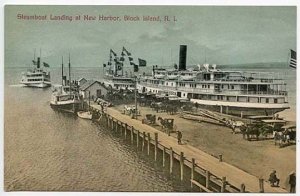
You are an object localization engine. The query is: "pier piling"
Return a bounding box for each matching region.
[136,130,140,148]
[240,183,246,192]
[147,133,151,156]
[180,152,184,181]
[154,133,158,161]
[124,123,127,139]
[170,147,174,174]
[131,126,134,144]
[259,178,264,193]
[206,170,210,189]
[191,158,195,188]
[163,146,166,167]
[221,176,227,192]
[142,132,146,151]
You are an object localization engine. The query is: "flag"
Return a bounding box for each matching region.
[121,51,125,56]
[110,49,117,56]
[120,57,125,61]
[32,60,37,65]
[43,62,50,67]
[103,63,106,67]
[289,49,296,69]
[123,47,131,56]
[134,64,139,72]
[130,62,135,66]
[128,57,134,62]
[138,58,147,67]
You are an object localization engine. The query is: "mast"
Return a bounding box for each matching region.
[61,56,64,86]
[69,53,71,96]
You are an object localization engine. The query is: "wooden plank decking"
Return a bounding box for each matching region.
[91,104,287,193]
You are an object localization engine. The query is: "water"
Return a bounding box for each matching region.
[4,67,188,192]
[4,64,296,191]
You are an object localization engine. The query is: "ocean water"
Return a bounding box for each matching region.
[4,67,189,192]
[4,64,296,191]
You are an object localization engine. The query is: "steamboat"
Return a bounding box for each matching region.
[137,45,290,117]
[20,51,51,88]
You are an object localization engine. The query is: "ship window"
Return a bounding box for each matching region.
[221,85,224,89]
[274,98,278,103]
[208,85,210,89]
[231,85,234,89]
[266,98,269,103]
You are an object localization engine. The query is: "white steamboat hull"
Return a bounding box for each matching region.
[20,81,51,88]
[190,99,290,117]
[50,100,82,113]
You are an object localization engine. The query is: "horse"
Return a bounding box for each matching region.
[226,120,245,134]
[157,117,174,134]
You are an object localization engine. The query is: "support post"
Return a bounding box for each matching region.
[206,170,210,189]
[240,183,245,193]
[147,133,151,156]
[191,158,195,188]
[131,126,134,144]
[180,152,184,181]
[142,132,146,151]
[170,147,174,174]
[162,146,166,167]
[154,133,158,161]
[259,178,264,193]
[221,177,226,192]
[136,130,139,148]
[124,123,127,139]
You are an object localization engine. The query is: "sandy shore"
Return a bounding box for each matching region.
[115,104,296,190]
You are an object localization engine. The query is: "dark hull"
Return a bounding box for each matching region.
[50,103,82,113]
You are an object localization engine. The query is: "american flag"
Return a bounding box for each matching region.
[289,49,296,69]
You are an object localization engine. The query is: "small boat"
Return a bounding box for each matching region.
[77,111,92,120]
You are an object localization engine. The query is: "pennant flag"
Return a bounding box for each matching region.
[130,62,135,66]
[120,57,125,61]
[121,51,125,56]
[43,62,50,67]
[138,58,147,67]
[32,60,37,65]
[128,57,134,62]
[103,63,106,67]
[134,64,139,72]
[289,49,296,69]
[110,49,117,56]
[123,47,131,56]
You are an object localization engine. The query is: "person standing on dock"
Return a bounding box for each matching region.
[269,170,280,187]
[289,171,296,193]
[177,131,182,145]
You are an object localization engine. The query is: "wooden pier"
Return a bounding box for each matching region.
[91,104,287,193]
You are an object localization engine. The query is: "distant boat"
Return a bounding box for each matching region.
[50,55,82,113]
[20,50,51,88]
[77,111,92,120]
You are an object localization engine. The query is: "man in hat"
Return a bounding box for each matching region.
[177,131,182,145]
[289,171,296,193]
[269,170,280,187]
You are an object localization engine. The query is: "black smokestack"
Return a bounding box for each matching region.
[37,57,41,69]
[179,45,187,71]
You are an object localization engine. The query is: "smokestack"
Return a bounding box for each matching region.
[179,45,187,71]
[37,57,40,69]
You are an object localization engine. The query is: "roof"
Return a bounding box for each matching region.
[248,116,274,119]
[78,78,87,82]
[79,80,102,91]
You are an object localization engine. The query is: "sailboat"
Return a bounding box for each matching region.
[20,49,51,88]
[50,55,82,113]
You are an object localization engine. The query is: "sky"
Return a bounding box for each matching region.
[4,5,297,67]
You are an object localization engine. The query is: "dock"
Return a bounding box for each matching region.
[91,104,287,193]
